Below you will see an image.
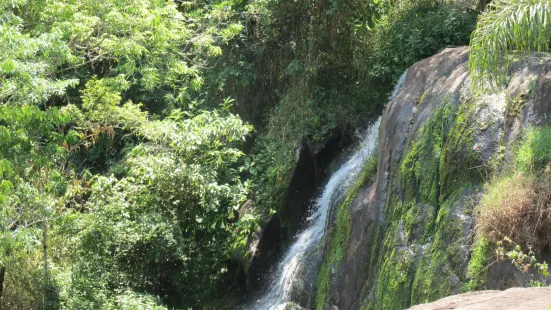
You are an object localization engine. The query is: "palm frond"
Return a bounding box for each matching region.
[469,0,551,92]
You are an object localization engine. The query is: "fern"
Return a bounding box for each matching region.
[469,0,551,92]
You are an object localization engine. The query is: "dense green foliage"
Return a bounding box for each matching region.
[0,0,253,308]
[469,0,551,91]
[356,0,477,87]
[241,0,477,215]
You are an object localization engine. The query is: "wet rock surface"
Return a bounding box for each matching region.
[287,247,323,308]
[282,141,317,236]
[247,214,283,288]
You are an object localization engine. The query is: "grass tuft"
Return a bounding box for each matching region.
[476,126,551,253]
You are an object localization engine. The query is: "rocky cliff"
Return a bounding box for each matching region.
[316,46,551,309]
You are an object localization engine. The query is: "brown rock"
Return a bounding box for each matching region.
[409,288,551,310]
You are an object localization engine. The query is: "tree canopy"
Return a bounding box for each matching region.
[0,0,253,308]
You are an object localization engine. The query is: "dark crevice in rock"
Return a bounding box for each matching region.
[247,214,283,289]
[245,132,350,296]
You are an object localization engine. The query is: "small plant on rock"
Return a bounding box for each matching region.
[496,237,550,277]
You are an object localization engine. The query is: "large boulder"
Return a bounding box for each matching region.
[409,287,551,310]
[318,47,551,309]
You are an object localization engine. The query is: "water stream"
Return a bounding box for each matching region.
[246,119,380,310]
[245,71,407,309]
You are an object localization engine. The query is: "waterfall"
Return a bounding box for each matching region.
[242,71,408,309]
[245,118,381,310]
[390,69,408,101]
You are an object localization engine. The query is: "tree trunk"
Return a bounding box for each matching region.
[43,219,49,310]
[0,266,6,310]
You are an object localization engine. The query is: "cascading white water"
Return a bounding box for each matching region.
[245,70,407,310]
[390,69,408,101]
[246,118,381,310]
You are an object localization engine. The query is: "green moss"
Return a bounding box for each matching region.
[403,203,421,240]
[516,126,551,173]
[362,98,485,309]
[402,98,482,203]
[504,93,528,121]
[418,89,430,105]
[462,237,491,292]
[400,101,456,206]
[488,91,531,172]
[315,255,331,310]
[316,155,378,309]
[377,222,417,309]
[334,193,353,262]
[410,189,470,304]
[371,188,470,308]
[439,100,482,200]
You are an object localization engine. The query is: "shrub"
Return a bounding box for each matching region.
[355,0,477,86]
[475,173,551,251]
[476,127,551,252]
[495,237,550,277]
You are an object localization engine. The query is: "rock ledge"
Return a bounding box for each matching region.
[409,288,551,310]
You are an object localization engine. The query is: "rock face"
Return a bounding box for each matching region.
[283,141,318,234]
[247,214,283,288]
[409,287,551,310]
[317,47,551,309]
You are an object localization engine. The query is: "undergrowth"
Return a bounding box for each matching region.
[476,126,551,253]
[469,125,551,290]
